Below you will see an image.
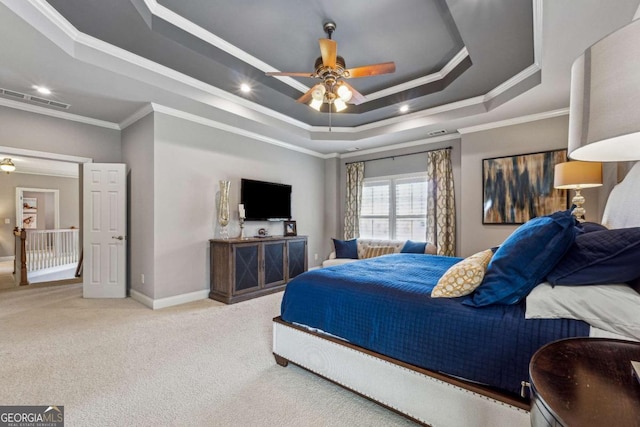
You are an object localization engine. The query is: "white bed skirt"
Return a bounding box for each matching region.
[273,320,530,427]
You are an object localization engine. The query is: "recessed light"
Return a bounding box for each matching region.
[399,104,409,113]
[240,83,251,93]
[32,85,51,95]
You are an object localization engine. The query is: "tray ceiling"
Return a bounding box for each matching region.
[1,0,639,155]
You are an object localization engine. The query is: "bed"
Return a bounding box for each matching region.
[272,162,640,427]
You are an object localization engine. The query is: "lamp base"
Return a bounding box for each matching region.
[571,188,586,222]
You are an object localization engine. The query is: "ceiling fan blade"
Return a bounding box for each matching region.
[296,84,321,104]
[319,38,337,68]
[344,62,396,78]
[340,81,367,105]
[265,71,314,77]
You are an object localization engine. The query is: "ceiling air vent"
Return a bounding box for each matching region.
[1,88,26,99]
[0,88,70,109]
[427,129,447,137]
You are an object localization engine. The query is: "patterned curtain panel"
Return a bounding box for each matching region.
[426,149,456,256]
[344,162,365,239]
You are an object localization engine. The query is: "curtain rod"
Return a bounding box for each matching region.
[344,146,452,165]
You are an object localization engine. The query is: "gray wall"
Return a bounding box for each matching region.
[150,112,325,299]
[0,106,121,162]
[323,157,340,259]
[459,115,608,257]
[336,138,463,255]
[121,113,155,298]
[0,106,120,259]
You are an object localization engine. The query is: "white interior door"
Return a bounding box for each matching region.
[83,163,126,298]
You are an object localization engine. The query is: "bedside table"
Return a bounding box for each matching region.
[529,338,640,427]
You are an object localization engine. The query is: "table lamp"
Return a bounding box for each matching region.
[568,18,640,161]
[554,161,602,221]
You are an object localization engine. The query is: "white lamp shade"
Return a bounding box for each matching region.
[568,18,640,161]
[336,84,352,102]
[311,84,326,101]
[309,98,323,111]
[554,161,603,189]
[333,98,347,112]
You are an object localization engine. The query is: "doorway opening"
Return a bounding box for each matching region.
[0,146,90,289]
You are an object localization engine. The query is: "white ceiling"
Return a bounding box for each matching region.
[0,0,639,160]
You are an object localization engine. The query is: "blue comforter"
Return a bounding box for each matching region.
[280,253,589,396]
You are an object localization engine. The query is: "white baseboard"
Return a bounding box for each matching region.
[0,256,15,262]
[130,288,209,310]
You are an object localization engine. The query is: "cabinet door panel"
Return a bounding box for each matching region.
[233,244,260,293]
[287,239,307,280]
[264,241,286,287]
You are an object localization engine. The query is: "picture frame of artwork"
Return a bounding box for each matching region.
[23,198,37,213]
[22,213,37,229]
[284,220,297,236]
[482,149,569,224]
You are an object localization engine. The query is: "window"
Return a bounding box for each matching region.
[359,173,427,240]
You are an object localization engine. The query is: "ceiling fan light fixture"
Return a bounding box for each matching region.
[336,84,352,102]
[0,158,16,173]
[309,98,323,111]
[333,98,347,112]
[311,84,326,101]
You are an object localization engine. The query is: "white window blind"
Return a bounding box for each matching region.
[359,173,427,240]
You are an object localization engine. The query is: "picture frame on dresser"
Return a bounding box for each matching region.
[284,220,297,236]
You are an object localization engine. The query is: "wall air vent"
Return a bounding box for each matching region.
[0,88,70,109]
[427,129,447,136]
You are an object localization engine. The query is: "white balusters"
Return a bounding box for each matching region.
[25,229,80,272]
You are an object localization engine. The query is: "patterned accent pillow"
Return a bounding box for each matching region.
[362,246,396,259]
[431,249,494,298]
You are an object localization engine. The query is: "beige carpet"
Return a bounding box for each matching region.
[0,284,413,426]
[0,260,16,290]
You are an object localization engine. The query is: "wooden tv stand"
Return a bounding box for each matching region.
[209,236,307,304]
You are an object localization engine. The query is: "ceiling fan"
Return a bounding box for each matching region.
[266,22,396,112]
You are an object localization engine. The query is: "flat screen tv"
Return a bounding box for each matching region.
[241,178,292,221]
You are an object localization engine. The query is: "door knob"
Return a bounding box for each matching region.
[112,235,125,241]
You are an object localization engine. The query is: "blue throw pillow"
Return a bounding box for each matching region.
[401,240,427,254]
[332,238,358,259]
[465,210,577,307]
[547,227,640,285]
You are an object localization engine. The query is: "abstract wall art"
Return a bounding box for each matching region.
[482,149,569,224]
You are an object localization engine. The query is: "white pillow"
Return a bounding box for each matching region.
[526,282,640,340]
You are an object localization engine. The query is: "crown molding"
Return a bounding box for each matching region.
[120,104,154,129]
[457,108,569,135]
[136,0,309,93]
[0,97,119,129]
[364,48,469,102]
[3,0,546,145]
[148,103,326,159]
[339,133,460,159]
[138,0,471,104]
[0,145,92,164]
